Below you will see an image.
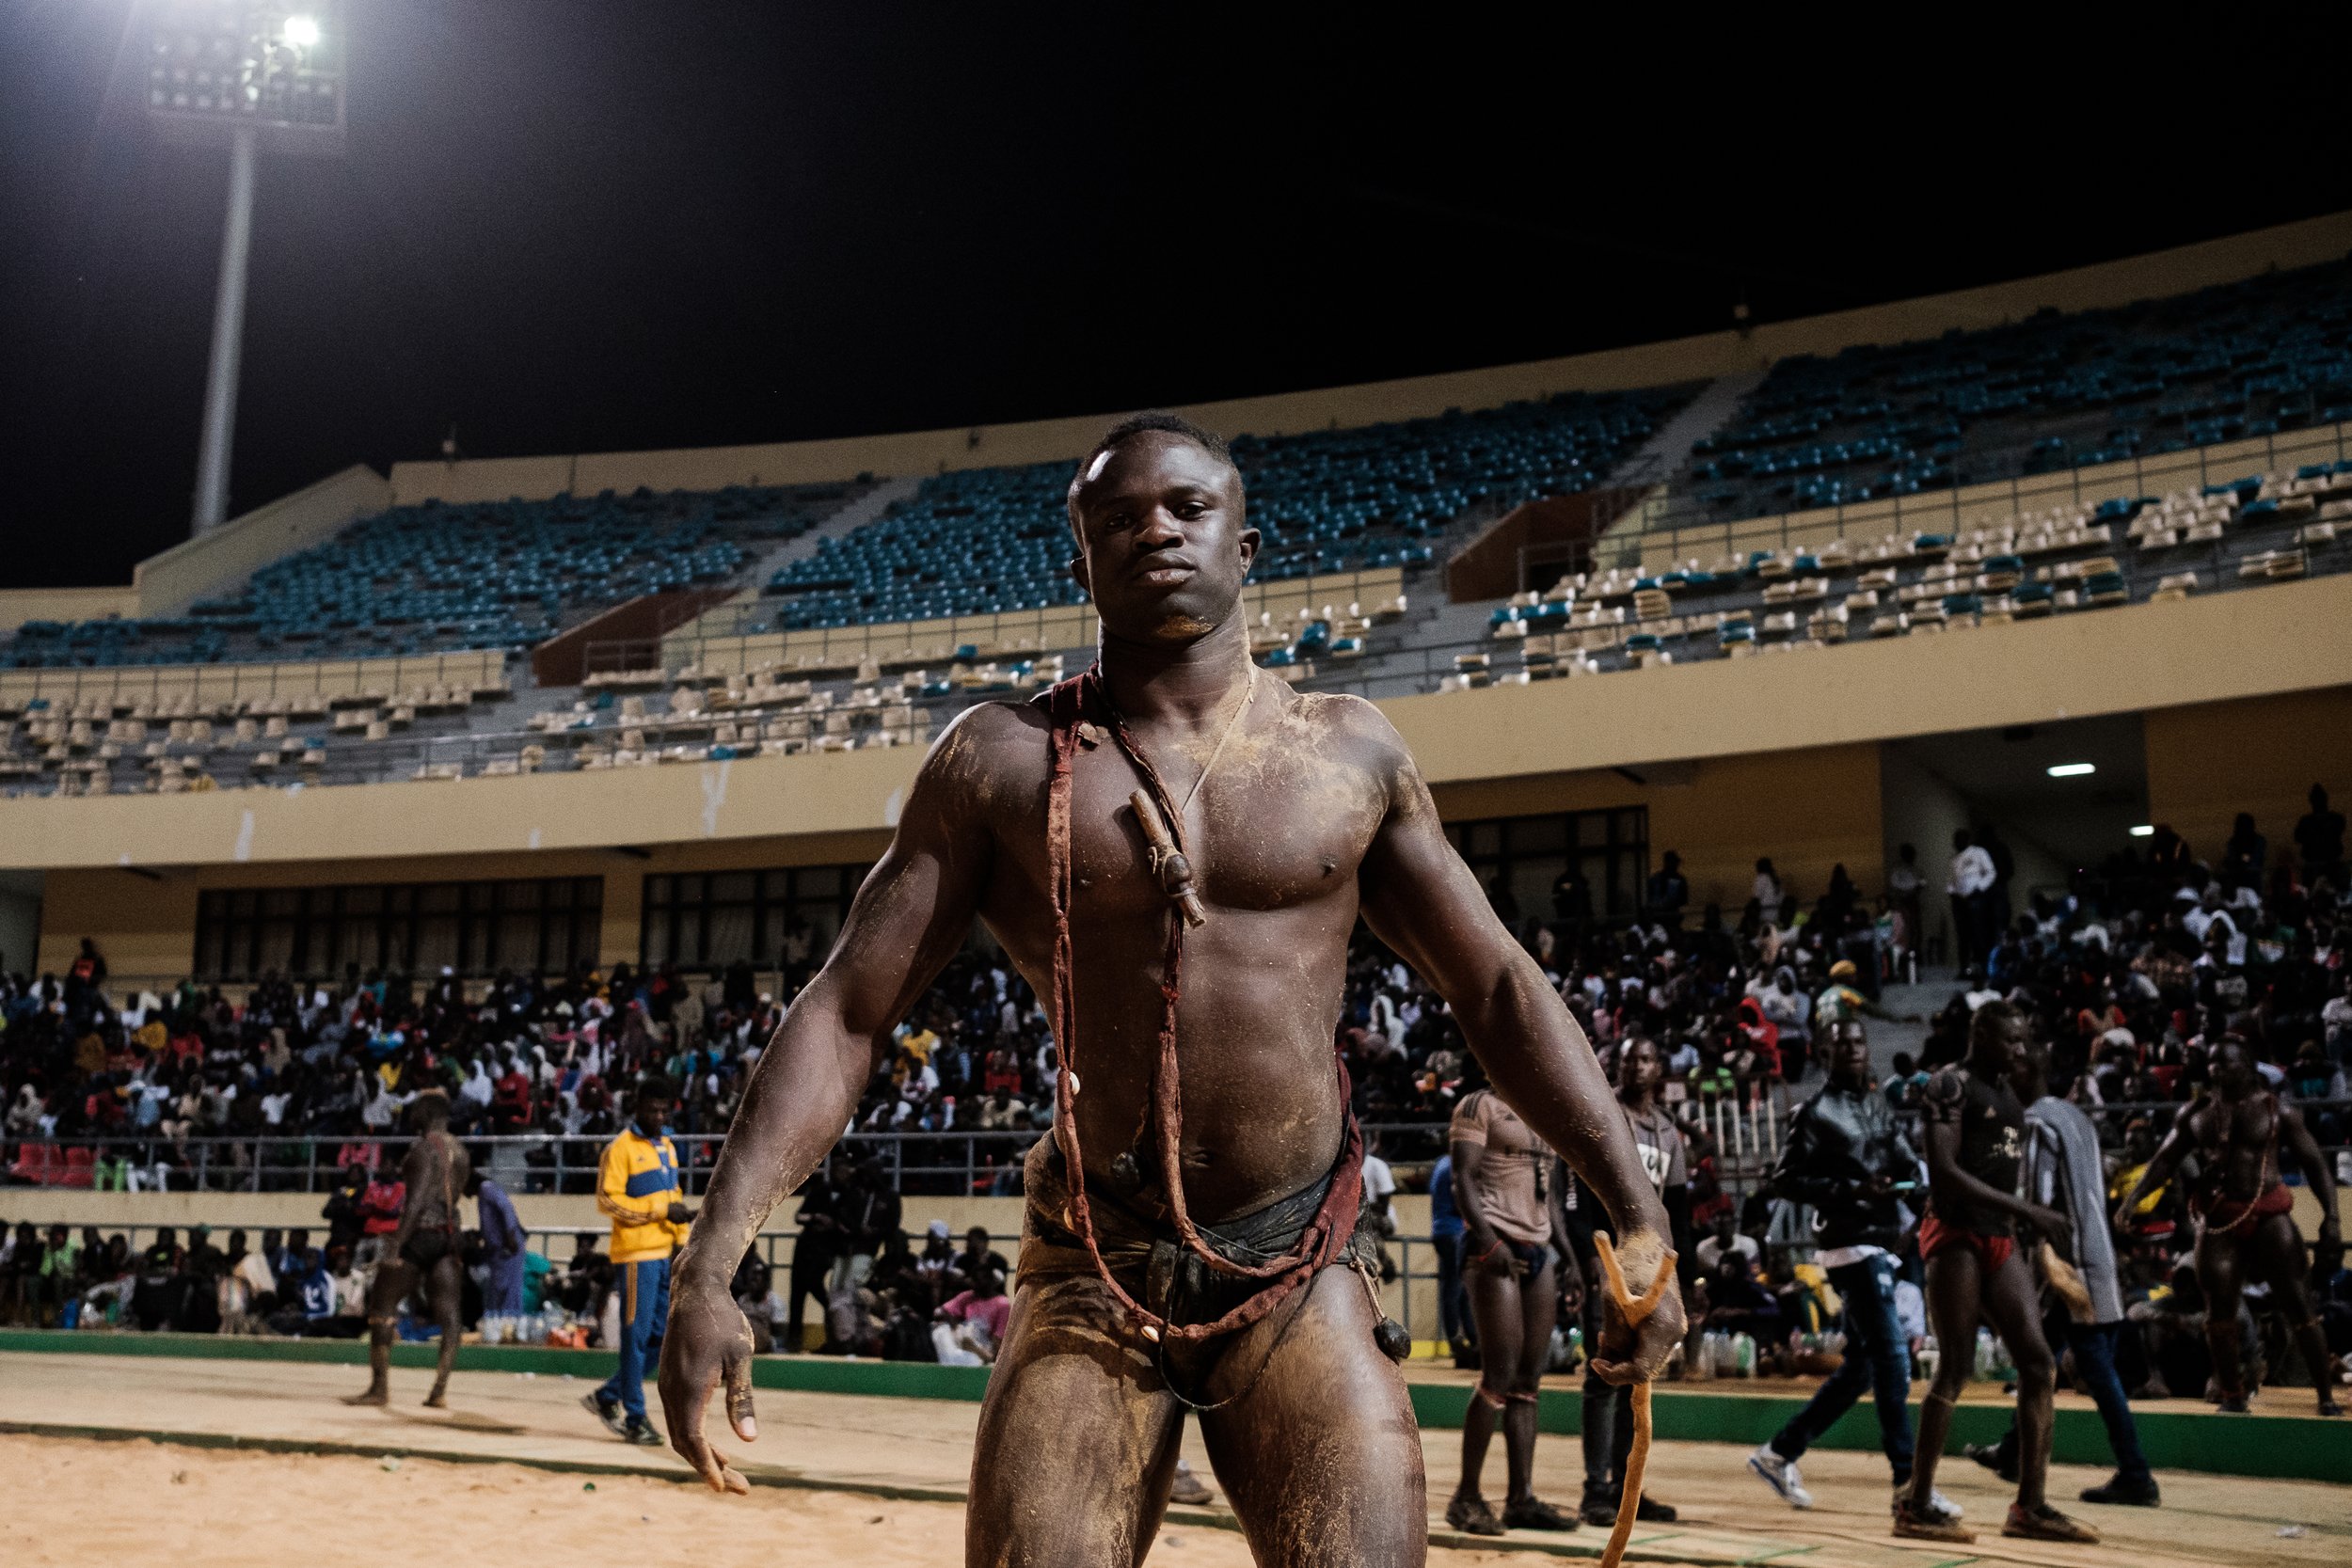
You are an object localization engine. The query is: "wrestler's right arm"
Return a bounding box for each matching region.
[2109,1099,2198,1234]
[659,712,1000,1492]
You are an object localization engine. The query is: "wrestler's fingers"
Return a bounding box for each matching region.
[724,1350,758,1443]
[1586,1356,1636,1386]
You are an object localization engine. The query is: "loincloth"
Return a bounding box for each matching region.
[1017,1136,1376,1336]
[2194,1180,2294,1236]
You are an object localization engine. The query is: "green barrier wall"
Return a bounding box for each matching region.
[4,1330,2341,1481]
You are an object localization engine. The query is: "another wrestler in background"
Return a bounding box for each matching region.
[346,1090,469,1408]
[2112,1034,2342,1416]
[1445,1059,1579,1534]
[1898,1003,2096,1545]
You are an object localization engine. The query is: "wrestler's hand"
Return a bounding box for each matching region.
[1586,1227,1685,1386]
[2029,1204,2074,1266]
[658,1260,756,1496]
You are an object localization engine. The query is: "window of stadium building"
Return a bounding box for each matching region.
[1445,807,1648,926]
[193,878,604,982]
[638,864,871,972]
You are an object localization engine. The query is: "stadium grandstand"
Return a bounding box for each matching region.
[6,202,2350,1566]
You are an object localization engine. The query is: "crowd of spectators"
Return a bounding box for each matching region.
[4,784,2347,1388]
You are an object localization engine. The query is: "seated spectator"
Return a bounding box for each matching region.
[931,1264,1011,1366]
[947,1226,1010,1297]
[1693,1212,1759,1275]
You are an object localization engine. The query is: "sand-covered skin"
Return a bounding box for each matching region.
[0,1435,1557,1568]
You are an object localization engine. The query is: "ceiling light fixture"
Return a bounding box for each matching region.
[2047,762,2096,778]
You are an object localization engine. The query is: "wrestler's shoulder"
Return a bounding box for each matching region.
[1278,689,1411,767]
[922,698,1051,773]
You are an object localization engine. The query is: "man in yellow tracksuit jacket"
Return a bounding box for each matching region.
[584,1073,693,1444]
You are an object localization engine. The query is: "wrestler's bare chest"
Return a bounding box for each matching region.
[974,696,1392,948]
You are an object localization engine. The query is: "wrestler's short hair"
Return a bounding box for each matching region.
[409,1087,452,1127]
[634,1071,678,1104]
[1970,998,2024,1045]
[1066,411,1245,540]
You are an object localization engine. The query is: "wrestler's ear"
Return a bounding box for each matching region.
[1069,550,1091,598]
[1236,526,1260,578]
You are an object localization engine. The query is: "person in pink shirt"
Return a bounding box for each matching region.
[931,1264,1011,1365]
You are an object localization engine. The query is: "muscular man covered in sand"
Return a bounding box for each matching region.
[347,1090,469,1408]
[660,413,1683,1565]
[2113,1034,2342,1417]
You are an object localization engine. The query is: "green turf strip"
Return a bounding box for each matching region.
[3,1328,2340,1481]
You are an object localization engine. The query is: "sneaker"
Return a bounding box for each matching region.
[2079,1472,2161,1507]
[2217,1394,2250,1414]
[1633,1496,1677,1523]
[1500,1497,1578,1531]
[2003,1502,2100,1543]
[1892,1493,1974,1544]
[580,1392,626,1435]
[1168,1463,1213,1507]
[1746,1445,1813,1509]
[2318,1394,2344,1418]
[1445,1495,1505,1537]
[1578,1494,1618,1528]
[619,1417,665,1448]
[1963,1440,2017,1483]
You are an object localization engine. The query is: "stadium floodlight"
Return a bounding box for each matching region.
[2129,824,2154,837]
[145,2,347,535]
[2046,762,2096,778]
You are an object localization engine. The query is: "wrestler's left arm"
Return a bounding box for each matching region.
[1351,706,1683,1381]
[2279,1102,2342,1243]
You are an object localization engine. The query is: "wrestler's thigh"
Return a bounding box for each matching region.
[966,1275,1182,1568]
[1200,1270,1426,1568]
[1920,1249,1982,1372]
[367,1259,414,1315]
[1977,1249,2052,1372]
[2247,1213,2315,1311]
[2194,1228,2245,1314]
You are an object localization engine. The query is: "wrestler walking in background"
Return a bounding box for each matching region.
[2112,1035,2342,1416]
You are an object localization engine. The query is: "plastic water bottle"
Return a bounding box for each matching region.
[1734,1332,1756,1377]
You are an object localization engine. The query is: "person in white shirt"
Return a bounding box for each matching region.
[1946,830,1996,966]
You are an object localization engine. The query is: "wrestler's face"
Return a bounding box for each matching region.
[1825,1021,1869,1086]
[1068,433,1258,644]
[2212,1039,2255,1096]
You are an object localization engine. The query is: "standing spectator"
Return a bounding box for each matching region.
[1745,1020,1928,1513]
[1967,1037,2157,1508]
[785,1157,844,1353]
[582,1073,692,1446]
[2296,784,2346,886]
[1947,831,1996,967]
[1886,844,1925,964]
[469,1163,528,1316]
[1754,859,1786,928]
[1646,851,1691,929]
[2220,814,2267,894]
[1429,1149,1471,1366]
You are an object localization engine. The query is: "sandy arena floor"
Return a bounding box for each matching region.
[3,1351,2347,1567]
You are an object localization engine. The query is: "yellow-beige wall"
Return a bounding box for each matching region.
[2144,688,2352,867]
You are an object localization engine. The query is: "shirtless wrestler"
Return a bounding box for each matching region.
[659,412,1684,1567]
[2112,1035,2343,1416]
[347,1089,469,1408]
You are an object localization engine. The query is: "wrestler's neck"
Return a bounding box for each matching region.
[1097,614,1255,730]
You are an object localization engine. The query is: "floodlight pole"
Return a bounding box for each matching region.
[192,123,258,535]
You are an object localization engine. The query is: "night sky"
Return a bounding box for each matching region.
[5,3,2349,589]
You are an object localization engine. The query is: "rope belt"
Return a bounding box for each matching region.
[1042,669,1366,1346]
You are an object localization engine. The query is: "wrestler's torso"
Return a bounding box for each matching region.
[944,685,1400,1221]
[2187,1090,2278,1204]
